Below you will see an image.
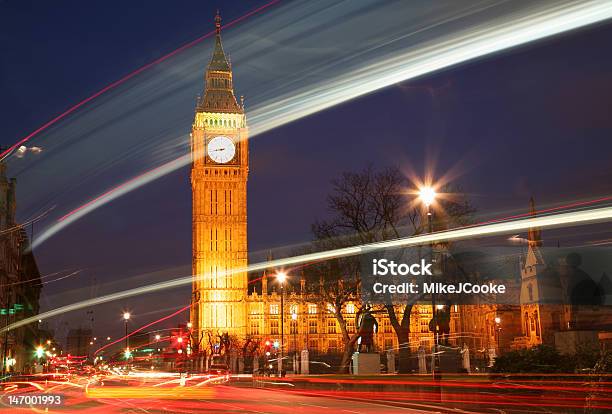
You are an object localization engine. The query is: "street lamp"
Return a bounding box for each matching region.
[495,317,502,350]
[276,271,288,376]
[418,186,436,208]
[123,312,131,368]
[418,185,438,379]
[155,334,161,341]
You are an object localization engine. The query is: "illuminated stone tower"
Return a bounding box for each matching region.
[191,12,248,340]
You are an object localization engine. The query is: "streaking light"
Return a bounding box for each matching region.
[28,0,612,249]
[5,204,612,333]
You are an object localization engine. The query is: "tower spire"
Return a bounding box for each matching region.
[197,10,242,113]
[215,9,221,34]
[528,197,542,247]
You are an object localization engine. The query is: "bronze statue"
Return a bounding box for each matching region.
[356,306,378,352]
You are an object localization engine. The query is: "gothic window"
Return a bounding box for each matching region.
[209,228,218,251]
[249,321,259,335]
[309,339,317,350]
[346,303,355,314]
[269,320,277,335]
[289,304,298,315]
[420,319,429,333]
[270,304,279,315]
[535,311,540,336]
[308,304,317,314]
[524,312,529,334]
[210,190,218,215]
[290,320,298,334]
[309,320,317,334]
[224,190,232,215]
[328,340,337,353]
[347,319,355,334]
[327,319,336,334]
[384,320,392,333]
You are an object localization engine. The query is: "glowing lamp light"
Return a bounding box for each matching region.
[177,337,183,343]
[123,312,131,320]
[273,340,280,349]
[418,186,437,207]
[495,316,501,324]
[187,322,192,329]
[35,346,44,359]
[291,313,297,320]
[155,334,161,341]
[265,340,270,347]
[177,349,183,354]
[436,304,444,310]
[275,271,287,283]
[124,348,132,359]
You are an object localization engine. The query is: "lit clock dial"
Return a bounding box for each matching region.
[207,136,235,163]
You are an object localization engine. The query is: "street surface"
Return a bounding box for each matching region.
[1,372,611,413]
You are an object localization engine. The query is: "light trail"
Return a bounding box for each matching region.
[93,303,190,355]
[0,0,281,162]
[28,0,612,248]
[5,204,612,333]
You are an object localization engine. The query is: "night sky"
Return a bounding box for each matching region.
[1,1,611,345]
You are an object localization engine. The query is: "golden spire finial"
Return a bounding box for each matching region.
[215,10,221,34]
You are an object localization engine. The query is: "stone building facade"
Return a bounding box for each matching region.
[0,161,41,374]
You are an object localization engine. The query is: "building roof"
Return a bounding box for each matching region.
[197,11,242,114]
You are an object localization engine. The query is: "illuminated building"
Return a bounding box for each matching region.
[190,12,249,340]
[188,14,461,363]
[0,160,41,373]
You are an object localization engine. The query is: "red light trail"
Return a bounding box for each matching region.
[0,0,281,162]
[94,303,191,355]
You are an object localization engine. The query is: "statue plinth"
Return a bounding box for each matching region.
[351,352,380,375]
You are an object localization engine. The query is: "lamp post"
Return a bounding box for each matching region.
[494,316,501,351]
[291,312,298,354]
[276,271,287,376]
[291,312,298,374]
[123,312,130,370]
[418,185,439,380]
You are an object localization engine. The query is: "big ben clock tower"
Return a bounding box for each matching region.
[190,12,248,340]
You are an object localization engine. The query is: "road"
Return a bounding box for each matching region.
[1,372,610,413]
[0,376,427,413]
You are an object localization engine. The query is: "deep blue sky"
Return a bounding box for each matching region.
[1,1,611,344]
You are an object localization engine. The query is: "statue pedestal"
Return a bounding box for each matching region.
[352,352,380,375]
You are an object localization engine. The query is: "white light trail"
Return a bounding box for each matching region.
[29,0,612,249]
[6,205,612,332]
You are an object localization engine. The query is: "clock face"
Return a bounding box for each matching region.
[207,136,236,164]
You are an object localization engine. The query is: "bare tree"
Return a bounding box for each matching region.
[311,164,475,373]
